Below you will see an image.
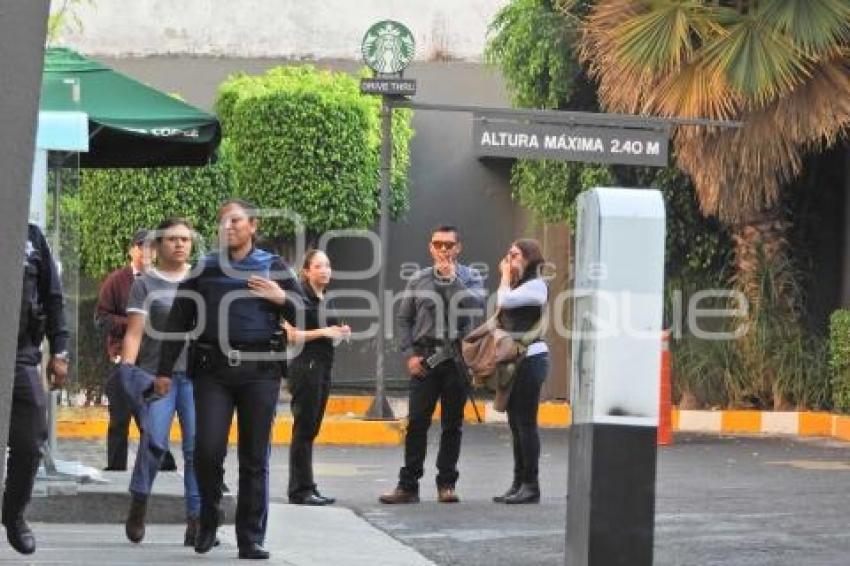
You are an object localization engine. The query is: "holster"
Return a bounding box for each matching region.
[188,341,214,378]
[29,308,47,344]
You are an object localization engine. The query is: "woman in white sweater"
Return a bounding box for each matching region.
[493,239,549,504]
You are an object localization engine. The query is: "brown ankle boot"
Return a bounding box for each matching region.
[125,497,147,543]
[184,517,199,547]
[437,486,460,503]
[378,487,420,504]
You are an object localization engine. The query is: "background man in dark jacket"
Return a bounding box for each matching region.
[96,229,176,471]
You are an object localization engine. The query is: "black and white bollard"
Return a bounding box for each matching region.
[566,188,665,566]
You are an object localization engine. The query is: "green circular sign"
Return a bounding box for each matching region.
[361,20,415,75]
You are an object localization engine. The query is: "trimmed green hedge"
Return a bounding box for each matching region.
[829,309,850,412]
[216,65,413,237]
[79,149,233,278]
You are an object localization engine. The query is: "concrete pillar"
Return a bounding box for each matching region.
[566,188,665,566]
[0,0,51,483]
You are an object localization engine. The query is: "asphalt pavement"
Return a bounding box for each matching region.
[3,426,850,565]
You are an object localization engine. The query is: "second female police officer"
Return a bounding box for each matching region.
[156,199,303,560]
[283,249,350,506]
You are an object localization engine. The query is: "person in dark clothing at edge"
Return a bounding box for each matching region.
[379,225,484,504]
[282,249,350,506]
[155,199,303,561]
[3,223,69,555]
[96,230,177,472]
[492,239,550,505]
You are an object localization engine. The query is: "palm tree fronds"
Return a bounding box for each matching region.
[647,59,739,119]
[579,0,649,112]
[768,55,850,149]
[758,0,850,58]
[700,14,812,107]
[612,1,709,74]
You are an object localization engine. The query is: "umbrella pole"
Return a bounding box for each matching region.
[42,163,61,475]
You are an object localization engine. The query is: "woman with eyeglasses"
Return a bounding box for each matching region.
[120,218,200,545]
[282,249,350,506]
[493,239,549,504]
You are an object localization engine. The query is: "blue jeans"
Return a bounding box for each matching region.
[129,371,201,518]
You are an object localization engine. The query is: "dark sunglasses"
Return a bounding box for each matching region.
[431,241,457,251]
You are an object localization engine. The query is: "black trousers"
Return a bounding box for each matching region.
[287,355,331,499]
[105,370,141,470]
[193,362,280,549]
[398,360,466,492]
[3,364,46,524]
[506,354,549,485]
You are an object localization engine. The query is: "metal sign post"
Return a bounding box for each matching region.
[360,20,416,420]
[366,95,396,420]
[567,188,666,566]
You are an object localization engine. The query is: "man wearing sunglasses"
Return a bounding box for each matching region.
[380,225,484,505]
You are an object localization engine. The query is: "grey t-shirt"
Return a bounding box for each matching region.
[126,269,188,374]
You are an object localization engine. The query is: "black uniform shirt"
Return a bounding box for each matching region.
[292,282,340,366]
[17,224,68,365]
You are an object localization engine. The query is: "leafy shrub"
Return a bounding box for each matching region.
[829,310,850,412]
[511,160,613,226]
[485,0,581,109]
[216,65,413,237]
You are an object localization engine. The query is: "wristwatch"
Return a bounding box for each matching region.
[53,351,70,362]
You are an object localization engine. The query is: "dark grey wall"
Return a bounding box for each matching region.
[0,0,50,482]
[795,143,846,331]
[100,58,525,388]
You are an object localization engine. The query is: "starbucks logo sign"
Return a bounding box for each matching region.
[361,20,415,75]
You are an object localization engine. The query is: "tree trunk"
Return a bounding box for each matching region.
[730,210,799,409]
[678,390,700,410]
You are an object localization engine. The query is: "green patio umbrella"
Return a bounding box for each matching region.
[41,47,221,168]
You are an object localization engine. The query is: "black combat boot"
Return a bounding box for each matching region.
[184,516,199,547]
[4,517,35,555]
[493,480,522,503]
[504,482,540,504]
[194,505,222,554]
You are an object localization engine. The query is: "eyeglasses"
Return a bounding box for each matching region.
[431,241,457,251]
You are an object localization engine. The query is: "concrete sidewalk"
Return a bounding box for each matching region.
[18,436,434,564]
[0,504,435,565]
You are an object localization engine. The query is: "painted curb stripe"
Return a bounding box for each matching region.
[54,401,850,444]
[721,410,762,434]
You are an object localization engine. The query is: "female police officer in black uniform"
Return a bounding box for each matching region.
[156,199,303,560]
[283,249,350,506]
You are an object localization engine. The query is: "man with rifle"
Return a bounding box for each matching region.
[379,225,484,505]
